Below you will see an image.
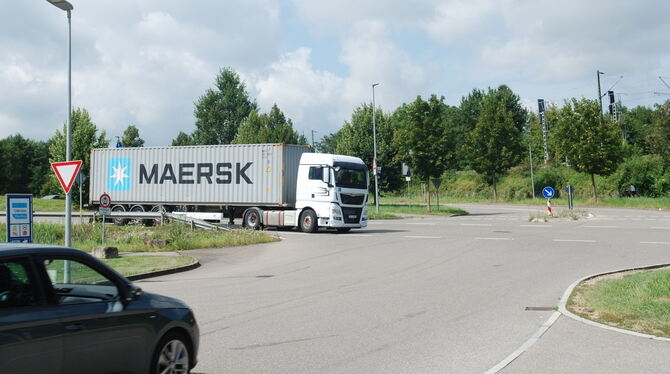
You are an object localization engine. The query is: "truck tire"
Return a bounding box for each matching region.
[243,208,263,230]
[149,205,163,226]
[299,209,318,233]
[130,205,146,226]
[111,205,129,226]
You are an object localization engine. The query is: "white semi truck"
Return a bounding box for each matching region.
[89,143,369,232]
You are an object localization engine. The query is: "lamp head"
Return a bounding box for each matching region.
[46,0,73,11]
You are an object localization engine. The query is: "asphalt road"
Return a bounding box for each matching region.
[136,203,670,373]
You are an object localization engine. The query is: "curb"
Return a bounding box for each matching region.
[126,256,201,281]
[558,263,670,342]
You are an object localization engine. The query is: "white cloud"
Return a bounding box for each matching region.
[250,20,433,139]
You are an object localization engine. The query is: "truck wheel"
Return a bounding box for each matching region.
[243,208,263,230]
[130,205,146,226]
[300,209,318,233]
[111,205,129,226]
[149,205,164,226]
[336,228,351,233]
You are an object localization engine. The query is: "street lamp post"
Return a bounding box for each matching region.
[371,83,380,214]
[47,0,73,282]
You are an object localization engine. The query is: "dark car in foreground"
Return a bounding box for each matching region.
[0,244,198,374]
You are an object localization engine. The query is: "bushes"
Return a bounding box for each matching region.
[610,155,669,197]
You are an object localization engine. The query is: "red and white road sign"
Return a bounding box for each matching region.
[99,193,111,208]
[51,160,83,194]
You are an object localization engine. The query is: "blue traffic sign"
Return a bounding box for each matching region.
[542,186,555,199]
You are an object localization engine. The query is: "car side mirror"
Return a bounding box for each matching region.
[126,285,143,302]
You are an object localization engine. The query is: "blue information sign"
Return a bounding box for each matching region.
[6,194,33,243]
[542,186,555,199]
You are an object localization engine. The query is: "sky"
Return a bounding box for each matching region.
[2,0,669,146]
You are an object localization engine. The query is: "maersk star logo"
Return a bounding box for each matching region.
[108,158,131,191]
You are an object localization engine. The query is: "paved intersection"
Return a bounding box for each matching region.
[137,203,670,373]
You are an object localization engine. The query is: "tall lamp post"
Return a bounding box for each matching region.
[371,83,380,214]
[47,0,73,281]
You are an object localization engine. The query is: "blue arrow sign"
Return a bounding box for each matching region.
[542,186,555,199]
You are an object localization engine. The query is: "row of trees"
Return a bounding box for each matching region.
[2,65,669,203]
[319,88,670,201]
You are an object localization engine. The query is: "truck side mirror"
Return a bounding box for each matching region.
[321,167,331,185]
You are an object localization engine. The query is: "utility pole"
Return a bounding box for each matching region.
[372,83,380,214]
[597,70,604,122]
[529,142,535,199]
[311,130,317,151]
[538,99,549,164]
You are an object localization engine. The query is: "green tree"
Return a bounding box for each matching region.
[618,106,653,153]
[553,98,623,201]
[315,132,341,154]
[393,95,455,202]
[646,101,670,162]
[463,86,527,200]
[171,131,194,146]
[0,135,51,195]
[233,104,307,145]
[120,124,144,147]
[335,103,400,196]
[44,108,109,203]
[192,68,257,144]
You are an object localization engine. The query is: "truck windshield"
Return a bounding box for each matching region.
[334,166,367,189]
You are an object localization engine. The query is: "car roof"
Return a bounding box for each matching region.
[0,243,84,257]
[0,243,131,284]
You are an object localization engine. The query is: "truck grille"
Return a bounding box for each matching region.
[340,193,365,205]
[341,207,363,223]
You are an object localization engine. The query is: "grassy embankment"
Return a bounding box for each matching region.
[1,222,279,276]
[0,222,278,252]
[568,268,670,338]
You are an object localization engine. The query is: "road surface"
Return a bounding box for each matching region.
[133,203,670,373]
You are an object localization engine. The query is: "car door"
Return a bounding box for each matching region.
[0,256,64,374]
[42,256,153,374]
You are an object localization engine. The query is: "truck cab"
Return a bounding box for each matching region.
[294,153,369,232]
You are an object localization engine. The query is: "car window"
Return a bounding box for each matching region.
[0,259,41,309]
[43,258,119,305]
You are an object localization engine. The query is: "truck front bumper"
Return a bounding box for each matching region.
[319,204,368,228]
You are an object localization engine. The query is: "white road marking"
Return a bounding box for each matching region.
[486,312,562,373]
[475,237,514,241]
[640,241,670,245]
[552,239,596,243]
[519,224,553,228]
[651,227,670,230]
[404,235,441,239]
[583,225,617,228]
[460,223,492,227]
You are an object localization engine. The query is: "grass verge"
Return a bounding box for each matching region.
[0,222,279,252]
[567,266,670,338]
[380,195,670,210]
[102,255,197,277]
[370,204,467,217]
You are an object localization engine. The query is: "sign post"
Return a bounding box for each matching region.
[542,186,555,216]
[5,194,33,243]
[51,160,82,284]
[99,193,111,245]
[566,184,574,210]
[432,178,443,211]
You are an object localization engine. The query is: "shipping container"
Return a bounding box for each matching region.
[89,144,310,207]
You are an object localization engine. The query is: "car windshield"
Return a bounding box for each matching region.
[334,166,367,189]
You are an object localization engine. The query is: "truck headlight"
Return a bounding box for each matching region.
[331,205,342,221]
[362,205,368,221]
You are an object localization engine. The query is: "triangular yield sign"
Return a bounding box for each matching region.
[51,160,83,194]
